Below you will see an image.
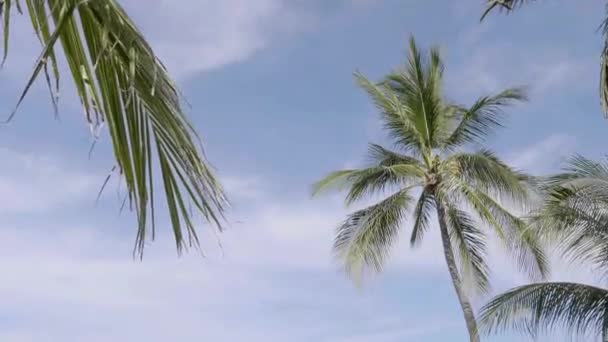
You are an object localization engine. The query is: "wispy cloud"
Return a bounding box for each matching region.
[1,0,316,90]
[0,131,583,341]
[447,25,592,103]
[0,148,96,214]
[121,0,317,79]
[332,318,461,342]
[507,133,576,174]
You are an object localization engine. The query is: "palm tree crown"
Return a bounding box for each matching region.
[480,155,608,341]
[0,0,226,256]
[313,36,547,342]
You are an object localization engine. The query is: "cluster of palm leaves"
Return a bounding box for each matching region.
[476,2,608,341]
[0,0,226,256]
[478,156,608,341]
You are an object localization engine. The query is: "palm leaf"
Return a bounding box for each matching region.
[334,188,413,280]
[312,157,424,205]
[355,72,424,153]
[0,0,226,256]
[445,203,490,295]
[409,186,434,246]
[444,88,527,148]
[547,155,608,188]
[446,150,532,205]
[367,143,422,167]
[443,177,548,280]
[380,36,446,154]
[480,282,608,340]
[480,1,536,21]
[534,156,608,277]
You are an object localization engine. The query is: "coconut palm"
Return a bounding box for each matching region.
[480,155,608,341]
[480,0,608,117]
[312,36,547,342]
[0,0,226,256]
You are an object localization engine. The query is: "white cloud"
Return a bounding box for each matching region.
[0,148,96,214]
[1,0,318,91]
[0,217,452,341]
[221,175,265,200]
[332,319,460,342]
[446,36,591,102]
[121,0,315,78]
[0,135,590,341]
[506,133,576,174]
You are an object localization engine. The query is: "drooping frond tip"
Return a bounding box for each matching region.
[480,282,608,340]
[334,188,413,280]
[1,0,227,256]
[444,87,527,148]
[601,44,608,117]
[480,0,538,21]
[445,204,490,295]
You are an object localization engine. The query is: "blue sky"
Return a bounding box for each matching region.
[0,0,606,341]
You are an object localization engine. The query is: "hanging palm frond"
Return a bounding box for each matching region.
[0,0,227,256]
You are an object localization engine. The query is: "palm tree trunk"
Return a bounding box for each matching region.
[436,200,480,342]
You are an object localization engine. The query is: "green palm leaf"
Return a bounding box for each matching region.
[445,204,490,295]
[381,37,445,151]
[1,0,226,255]
[368,143,422,167]
[441,175,548,279]
[334,188,414,279]
[444,88,528,148]
[409,187,434,246]
[445,150,532,204]
[313,144,424,205]
[355,72,424,153]
[535,156,608,275]
[480,282,608,340]
[312,165,422,205]
[480,0,530,21]
[479,155,608,341]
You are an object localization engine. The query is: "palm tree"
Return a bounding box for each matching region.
[480,0,608,118]
[480,155,608,341]
[312,36,547,342]
[0,1,226,256]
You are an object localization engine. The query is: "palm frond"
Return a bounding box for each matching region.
[552,200,608,275]
[367,143,422,167]
[444,178,548,280]
[480,0,535,21]
[534,156,608,276]
[547,154,608,188]
[480,282,608,340]
[602,44,608,117]
[409,187,435,246]
[445,203,490,295]
[445,149,532,205]
[540,155,608,240]
[334,188,414,280]
[444,88,527,148]
[598,3,608,117]
[312,163,424,205]
[380,36,446,153]
[355,72,424,153]
[1,0,226,256]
